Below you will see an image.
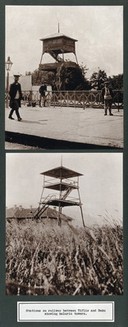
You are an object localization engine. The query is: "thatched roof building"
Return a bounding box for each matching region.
[6,206,73,224]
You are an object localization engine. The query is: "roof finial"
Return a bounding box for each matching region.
[58,22,60,33]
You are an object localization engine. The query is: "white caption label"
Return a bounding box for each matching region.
[17,301,114,322]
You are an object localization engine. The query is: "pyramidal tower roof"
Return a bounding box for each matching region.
[40,165,83,179]
[40,33,77,42]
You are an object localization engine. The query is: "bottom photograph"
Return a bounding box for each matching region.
[6,152,123,296]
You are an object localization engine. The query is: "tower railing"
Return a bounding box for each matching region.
[44,179,78,189]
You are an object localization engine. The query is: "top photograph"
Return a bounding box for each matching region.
[5,5,123,150]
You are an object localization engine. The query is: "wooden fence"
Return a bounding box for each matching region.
[13,90,123,109]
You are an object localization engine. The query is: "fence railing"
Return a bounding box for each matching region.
[7,90,123,109]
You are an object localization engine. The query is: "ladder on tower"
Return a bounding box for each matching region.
[60,186,74,201]
[33,194,56,219]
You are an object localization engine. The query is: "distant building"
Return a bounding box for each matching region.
[6,206,73,225]
[9,75,32,92]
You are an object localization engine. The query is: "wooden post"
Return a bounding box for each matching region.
[6,71,9,108]
[77,177,85,228]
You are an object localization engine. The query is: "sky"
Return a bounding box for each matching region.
[5,5,123,78]
[6,153,123,226]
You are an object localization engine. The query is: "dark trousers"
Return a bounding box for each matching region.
[9,99,21,119]
[39,95,46,107]
[104,99,112,115]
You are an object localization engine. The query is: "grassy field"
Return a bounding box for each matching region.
[6,218,123,295]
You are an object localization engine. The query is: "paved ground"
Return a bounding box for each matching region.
[5,105,123,149]
[5,142,43,150]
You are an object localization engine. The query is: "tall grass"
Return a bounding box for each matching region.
[6,218,123,295]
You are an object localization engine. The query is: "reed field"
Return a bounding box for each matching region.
[6,218,123,295]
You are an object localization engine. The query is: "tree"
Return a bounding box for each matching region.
[80,63,89,78]
[108,74,123,90]
[56,64,91,91]
[90,69,107,90]
[32,69,44,85]
[32,64,91,91]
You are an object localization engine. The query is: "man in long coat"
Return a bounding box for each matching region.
[9,74,23,121]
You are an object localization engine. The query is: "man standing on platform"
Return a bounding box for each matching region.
[39,82,47,107]
[8,74,23,121]
[101,80,114,116]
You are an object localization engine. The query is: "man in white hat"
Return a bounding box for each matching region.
[8,74,23,121]
[101,80,113,116]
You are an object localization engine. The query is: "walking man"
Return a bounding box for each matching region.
[101,80,113,116]
[8,74,22,121]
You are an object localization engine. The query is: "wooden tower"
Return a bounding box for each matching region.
[34,165,85,227]
[39,32,78,68]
